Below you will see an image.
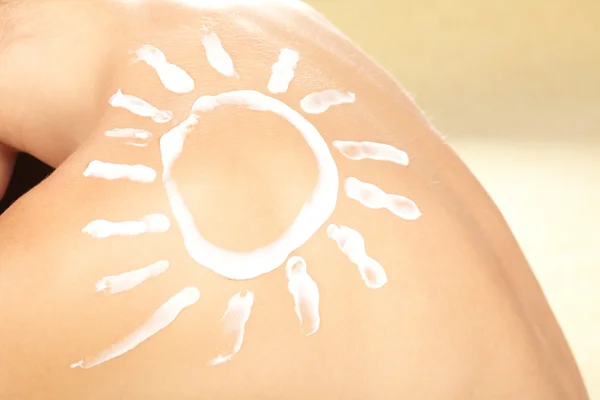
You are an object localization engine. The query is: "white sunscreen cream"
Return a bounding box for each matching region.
[70,286,200,369]
[134,45,195,94]
[267,48,299,94]
[159,114,199,181]
[300,89,355,114]
[160,90,339,280]
[83,161,156,183]
[345,177,421,220]
[208,290,255,366]
[105,128,152,147]
[104,128,152,140]
[201,27,238,78]
[96,260,170,295]
[109,89,173,123]
[333,140,409,166]
[82,213,171,238]
[124,142,149,147]
[285,256,320,335]
[327,224,387,289]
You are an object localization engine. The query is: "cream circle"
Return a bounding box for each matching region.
[160,90,339,280]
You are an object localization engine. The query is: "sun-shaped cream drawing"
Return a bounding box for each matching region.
[72,27,421,370]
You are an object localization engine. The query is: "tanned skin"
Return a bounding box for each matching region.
[0,1,589,398]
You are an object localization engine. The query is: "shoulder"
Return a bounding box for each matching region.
[0,2,589,398]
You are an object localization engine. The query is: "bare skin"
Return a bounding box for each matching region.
[0,1,589,399]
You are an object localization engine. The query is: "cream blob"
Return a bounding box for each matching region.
[267,48,299,94]
[201,27,238,78]
[161,90,339,280]
[208,290,254,366]
[104,128,152,140]
[109,89,173,123]
[104,128,152,147]
[327,224,387,289]
[345,177,421,220]
[83,161,157,183]
[134,44,195,94]
[81,213,171,239]
[300,89,355,114]
[96,260,170,295]
[332,140,409,166]
[285,256,320,335]
[70,286,200,369]
[124,142,149,147]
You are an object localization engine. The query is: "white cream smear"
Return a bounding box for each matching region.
[109,89,173,123]
[105,128,152,147]
[285,256,320,335]
[300,89,356,114]
[96,260,170,295]
[208,290,254,366]
[160,114,199,181]
[83,160,156,183]
[161,90,338,280]
[327,224,387,289]
[104,128,152,140]
[71,286,200,369]
[201,27,238,78]
[124,142,149,147]
[134,45,195,94]
[345,177,421,220]
[267,48,299,94]
[333,140,409,166]
[82,213,171,238]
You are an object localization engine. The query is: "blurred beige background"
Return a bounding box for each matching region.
[307,0,600,397]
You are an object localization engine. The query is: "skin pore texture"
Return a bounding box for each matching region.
[0,0,590,399]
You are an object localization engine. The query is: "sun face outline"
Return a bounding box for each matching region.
[73,25,422,370]
[161,90,339,280]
